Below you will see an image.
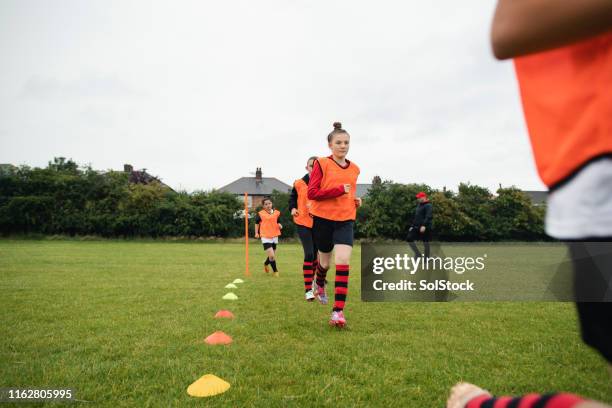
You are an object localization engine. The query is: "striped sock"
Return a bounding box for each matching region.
[467,393,584,408]
[303,261,314,292]
[270,260,278,272]
[315,264,328,288]
[333,264,349,312]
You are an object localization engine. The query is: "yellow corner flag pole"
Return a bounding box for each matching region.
[244,192,250,277]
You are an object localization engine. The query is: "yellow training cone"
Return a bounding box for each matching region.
[233,279,244,284]
[187,374,230,397]
[225,283,238,289]
[222,292,238,300]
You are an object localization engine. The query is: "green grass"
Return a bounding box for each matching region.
[0,240,610,407]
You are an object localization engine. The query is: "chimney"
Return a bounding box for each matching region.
[255,167,262,181]
[124,164,133,173]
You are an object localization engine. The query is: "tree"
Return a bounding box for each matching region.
[491,187,546,240]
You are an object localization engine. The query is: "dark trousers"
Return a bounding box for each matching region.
[407,226,431,258]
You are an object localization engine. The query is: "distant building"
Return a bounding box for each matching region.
[123,164,174,192]
[356,184,372,198]
[218,167,291,207]
[523,190,547,206]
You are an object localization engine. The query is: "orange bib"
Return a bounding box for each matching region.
[514,32,612,188]
[309,157,360,221]
[258,209,281,238]
[293,179,313,228]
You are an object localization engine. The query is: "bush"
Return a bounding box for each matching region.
[0,158,548,241]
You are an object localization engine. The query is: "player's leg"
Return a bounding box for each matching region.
[262,242,272,273]
[312,216,333,305]
[568,240,612,365]
[329,220,354,327]
[447,382,609,408]
[297,225,316,300]
[269,242,279,276]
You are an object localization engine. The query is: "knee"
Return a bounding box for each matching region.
[335,257,350,266]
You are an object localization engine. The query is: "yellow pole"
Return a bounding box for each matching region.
[244,192,250,277]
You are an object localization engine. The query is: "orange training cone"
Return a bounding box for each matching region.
[214,310,235,319]
[204,331,233,345]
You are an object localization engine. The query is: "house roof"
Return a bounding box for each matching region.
[218,177,292,195]
[523,190,547,205]
[356,184,372,198]
[122,164,175,192]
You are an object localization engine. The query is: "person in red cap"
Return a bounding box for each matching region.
[407,191,432,258]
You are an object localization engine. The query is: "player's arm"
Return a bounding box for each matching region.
[491,0,612,59]
[254,214,261,237]
[307,160,345,200]
[289,186,298,216]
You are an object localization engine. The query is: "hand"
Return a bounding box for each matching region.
[354,197,362,207]
[255,233,259,238]
[278,224,283,229]
[420,226,426,233]
[447,382,491,408]
[291,208,298,217]
[343,184,351,193]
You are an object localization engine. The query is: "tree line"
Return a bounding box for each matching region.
[0,158,547,240]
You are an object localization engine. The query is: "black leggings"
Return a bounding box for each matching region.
[568,240,612,363]
[297,225,317,263]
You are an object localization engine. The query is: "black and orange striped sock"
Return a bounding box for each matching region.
[333,264,349,312]
[315,264,328,288]
[270,260,278,272]
[303,261,314,292]
[467,393,584,408]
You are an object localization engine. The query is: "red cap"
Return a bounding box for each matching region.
[416,192,427,199]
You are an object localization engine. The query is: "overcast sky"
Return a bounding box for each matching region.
[0,0,546,193]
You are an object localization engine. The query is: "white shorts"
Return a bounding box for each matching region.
[546,158,612,239]
[261,237,279,244]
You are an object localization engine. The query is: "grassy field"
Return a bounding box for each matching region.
[0,239,610,407]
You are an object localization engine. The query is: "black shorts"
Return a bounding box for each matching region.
[262,243,277,251]
[312,216,354,253]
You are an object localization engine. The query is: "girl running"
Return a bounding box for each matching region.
[308,122,361,327]
[254,197,282,277]
[289,156,319,301]
[448,2,612,407]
